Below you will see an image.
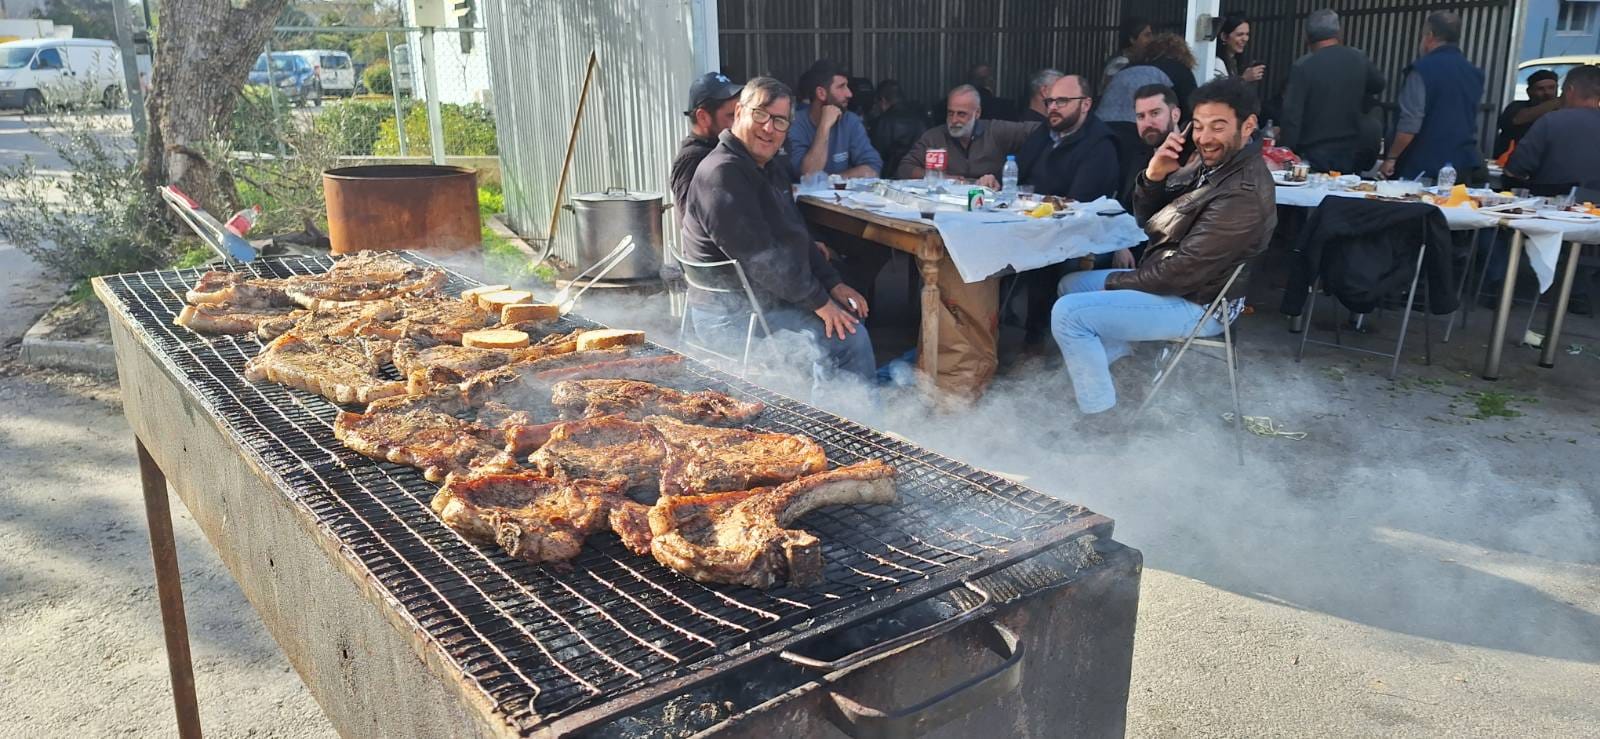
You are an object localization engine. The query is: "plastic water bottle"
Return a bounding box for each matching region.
[1001,155,1019,195]
[1437,162,1457,190]
[1262,119,1277,148]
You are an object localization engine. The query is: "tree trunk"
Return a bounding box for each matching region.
[139,0,290,213]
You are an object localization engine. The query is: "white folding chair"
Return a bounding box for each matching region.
[1135,263,1248,464]
[670,244,772,377]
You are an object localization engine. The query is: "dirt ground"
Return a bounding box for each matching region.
[2,261,1595,736]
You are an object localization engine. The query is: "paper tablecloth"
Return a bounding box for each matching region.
[929,198,1147,283]
[1506,218,1600,292]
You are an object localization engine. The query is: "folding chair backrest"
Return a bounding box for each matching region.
[669,244,771,336]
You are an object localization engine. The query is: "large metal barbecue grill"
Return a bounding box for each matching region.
[96,253,1140,737]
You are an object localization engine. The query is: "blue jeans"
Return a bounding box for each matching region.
[689,295,876,398]
[1050,269,1221,414]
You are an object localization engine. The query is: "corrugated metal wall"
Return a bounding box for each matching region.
[718,0,1518,156]
[481,0,699,263]
[1223,0,1517,160]
[718,0,1185,105]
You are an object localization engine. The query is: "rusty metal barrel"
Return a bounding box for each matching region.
[323,165,481,254]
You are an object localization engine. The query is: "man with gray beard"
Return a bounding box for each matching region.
[896,84,1038,187]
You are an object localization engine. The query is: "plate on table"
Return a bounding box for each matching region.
[1536,210,1600,224]
[1274,178,1309,188]
[843,192,891,208]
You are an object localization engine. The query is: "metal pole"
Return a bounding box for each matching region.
[110,0,147,139]
[264,40,286,158]
[1482,229,1524,380]
[1539,242,1582,368]
[386,32,407,156]
[420,26,446,165]
[138,439,203,739]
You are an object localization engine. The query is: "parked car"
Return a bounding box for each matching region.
[288,49,355,98]
[0,38,127,112]
[248,52,320,106]
[1512,55,1600,101]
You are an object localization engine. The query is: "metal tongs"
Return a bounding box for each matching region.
[550,234,637,315]
[157,185,257,263]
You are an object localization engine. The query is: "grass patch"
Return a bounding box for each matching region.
[66,280,95,304]
[478,184,505,217]
[1460,391,1533,420]
[482,225,555,285]
[171,243,215,270]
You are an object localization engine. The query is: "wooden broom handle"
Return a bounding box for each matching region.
[546,50,598,242]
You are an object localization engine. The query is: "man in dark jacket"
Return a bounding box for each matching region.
[1379,11,1485,182]
[1016,74,1122,201]
[1052,77,1276,416]
[669,72,742,209]
[680,77,876,393]
[1013,73,1123,347]
[1278,9,1386,173]
[868,80,927,176]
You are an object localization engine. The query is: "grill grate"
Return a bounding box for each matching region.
[100,253,1103,734]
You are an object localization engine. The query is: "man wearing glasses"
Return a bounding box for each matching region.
[1012,73,1124,349]
[679,77,877,398]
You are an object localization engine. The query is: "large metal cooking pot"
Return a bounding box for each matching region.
[562,187,665,281]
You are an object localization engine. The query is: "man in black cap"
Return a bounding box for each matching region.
[671,71,744,209]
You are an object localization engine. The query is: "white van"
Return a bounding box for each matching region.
[289,49,356,97]
[0,38,126,111]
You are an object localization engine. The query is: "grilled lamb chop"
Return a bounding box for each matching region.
[334,388,521,482]
[551,379,765,425]
[528,416,668,495]
[647,416,827,497]
[648,460,899,589]
[431,471,648,563]
[281,252,448,310]
[174,302,301,335]
[186,270,299,308]
[244,330,405,405]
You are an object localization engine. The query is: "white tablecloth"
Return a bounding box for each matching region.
[802,190,1147,284]
[1273,184,1600,292]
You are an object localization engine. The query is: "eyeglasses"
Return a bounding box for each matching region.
[1044,96,1089,108]
[748,107,792,132]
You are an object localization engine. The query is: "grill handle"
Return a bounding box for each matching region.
[779,581,992,673]
[822,622,1023,739]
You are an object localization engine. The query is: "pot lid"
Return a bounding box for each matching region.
[573,187,663,202]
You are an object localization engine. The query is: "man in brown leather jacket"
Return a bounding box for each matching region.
[1050,77,1276,416]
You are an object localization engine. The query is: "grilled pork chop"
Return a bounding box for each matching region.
[244,330,405,405]
[550,379,765,425]
[528,416,668,495]
[281,252,448,310]
[647,416,827,497]
[174,302,300,335]
[648,460,899,589]
[334,388,521,482]
[254,300,401,341]
[186,271,299,308]
[363,292,493,344]
[432,471,650,562]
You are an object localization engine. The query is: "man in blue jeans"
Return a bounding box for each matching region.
[679,76,876,398]
[1051,77,1277,416]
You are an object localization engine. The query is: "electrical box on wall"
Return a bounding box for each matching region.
[409,0,445,28]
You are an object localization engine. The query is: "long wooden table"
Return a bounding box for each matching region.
[798,196,1000,397]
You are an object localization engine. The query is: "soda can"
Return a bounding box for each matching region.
[925,148,947,172]
[966,188,987,211]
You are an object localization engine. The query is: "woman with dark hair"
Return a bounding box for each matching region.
[1214,14,1266,83]
[1101,17,1153,90]
[1127,32,1200,119]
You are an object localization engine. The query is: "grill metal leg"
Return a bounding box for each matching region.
[138,438,203,739]
[1389,243,1428,380]
[1540,241,1583,368]
[1484,230,1524,380]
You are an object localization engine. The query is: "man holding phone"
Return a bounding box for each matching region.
[1049,77,1277,418]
